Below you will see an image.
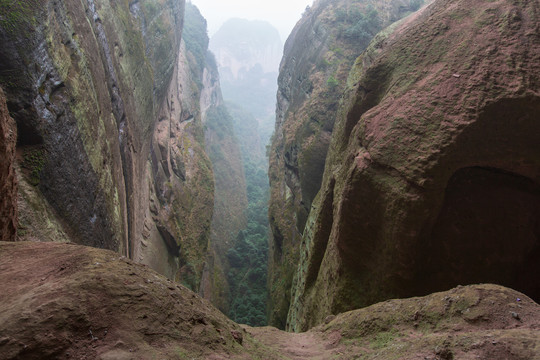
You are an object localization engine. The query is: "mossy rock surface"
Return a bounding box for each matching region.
[268,0,428,329]
[288,0,540,331]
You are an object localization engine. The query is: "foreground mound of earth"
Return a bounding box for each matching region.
[1,241,539,359]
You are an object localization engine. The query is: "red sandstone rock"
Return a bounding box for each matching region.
[286,0,540,331]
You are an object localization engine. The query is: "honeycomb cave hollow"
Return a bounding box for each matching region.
[421,166,540,302]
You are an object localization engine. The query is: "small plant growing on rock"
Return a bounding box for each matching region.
[0,0,35,33]
[327,75,339,88]
[22,148,46,186]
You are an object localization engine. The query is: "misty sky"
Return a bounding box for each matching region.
[189,0,313,41]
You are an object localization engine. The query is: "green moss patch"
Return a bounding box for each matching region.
[21,147,46,186]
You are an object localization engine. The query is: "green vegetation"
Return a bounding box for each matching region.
[336,5,381,43]
[205,105,234,141]
[22,148,46,186]
[183,3,209,75]
[227,216,268,326]
[327,75,339,88]
[179,262,198,291]
[0,0,36,33]
[225,104,270,327]
[370,329,400,349]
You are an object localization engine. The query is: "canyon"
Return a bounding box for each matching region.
[1,0,539,358]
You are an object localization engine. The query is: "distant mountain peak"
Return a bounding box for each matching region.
[210,18,283,78]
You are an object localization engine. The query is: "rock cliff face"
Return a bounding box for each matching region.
[0,0,225,289]
[278,0,540,331]
[0,88,17,242]
[1,0,185,253]
[169,4,248,310]
[0,0,250,315]
[0,0,183,250]
[141,39,214,285]
[268,0,427,328]
[140,3,215,288]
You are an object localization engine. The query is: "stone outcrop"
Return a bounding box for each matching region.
[0,87,17,242]
[268,0,428,329]
[284,0,540,331]
[0,241,245,359]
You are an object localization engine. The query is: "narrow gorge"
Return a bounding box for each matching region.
[0,0,539,359]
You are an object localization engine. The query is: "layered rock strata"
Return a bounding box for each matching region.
[0,0,184,255]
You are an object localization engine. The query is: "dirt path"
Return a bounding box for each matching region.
[244,326,344,359]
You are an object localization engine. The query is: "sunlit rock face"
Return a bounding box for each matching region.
[284,0,540,331]
[0,87,17,242]
[268,0,427,329]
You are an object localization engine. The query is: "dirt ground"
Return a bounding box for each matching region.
[1,241,539,360]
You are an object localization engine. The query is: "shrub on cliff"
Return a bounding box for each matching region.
[341,6,381,42]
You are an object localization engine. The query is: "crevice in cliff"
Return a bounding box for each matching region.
[270,215,284,260]
[343,63,393,145]
[156,223,181,256]
[304,177,335,289]
[86,0,132,257]
[368,154,426,192]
